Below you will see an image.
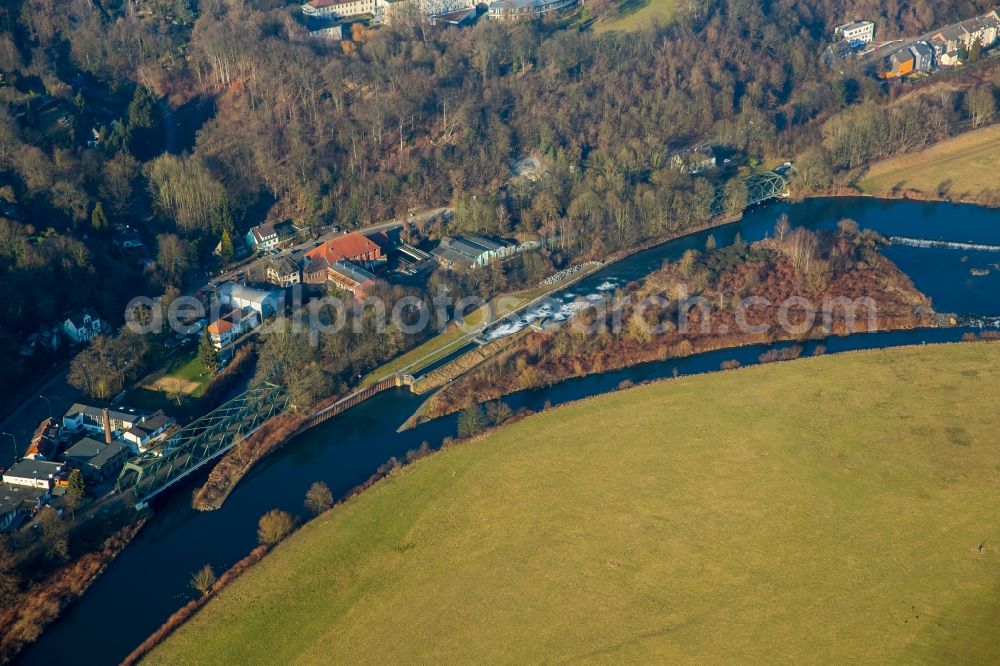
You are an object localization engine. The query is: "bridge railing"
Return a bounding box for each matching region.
[114,382,287,503]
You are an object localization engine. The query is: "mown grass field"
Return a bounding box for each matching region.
[126,351,212,412]
[595,0,676,33]
[360,295,526,386]
[859,123,1000,198]
[149,343,1000,664]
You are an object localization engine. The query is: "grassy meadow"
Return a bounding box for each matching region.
[859,123,1000,198]
[595,0,677,32]
[148,343,1000,664]
[126,351,212,412]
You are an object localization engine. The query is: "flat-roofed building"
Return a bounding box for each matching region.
[432,235,516,269]
[302,0,378,19]
[3,459,64,490]
[835,20,874,46]
[63,403,148,440]
[62,438,130,482]
[219,284,280,317]
[266,256,302,288]
[487,0,577,20]
[328,261,377,297]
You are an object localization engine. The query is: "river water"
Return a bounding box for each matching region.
[15,198,1000,665]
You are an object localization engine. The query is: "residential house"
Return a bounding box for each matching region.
[930,10,1000,62]
[303,256,330,285]
[883,48,915,78]
[909,41,935,71]
[122,410,175,452]
[670,145,717,173]
[23,418,61,461]
[328,261,377,297]
[835,20,874,46]
[61,437,129,482]
[266,255,302,288]
[214,235,249,260]
[63,403,148,440]
[432,235,516,269]
[113,226,144,251]
[979,11,1000,46]
[63,309,104,344]
[2,459,64,490]
[219,284,280,317]
[207,308,261,350]
[20,324,61,357]
[245,222,280,252]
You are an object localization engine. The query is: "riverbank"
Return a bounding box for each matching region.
[802,186,1000,208]
[142,342,1000,664]
[414,226,940,423]
[0,517,147,663]
[15,196,1000,666]
[195,214,752,505]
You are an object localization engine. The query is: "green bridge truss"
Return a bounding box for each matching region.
[711,171,788,217]
[114,382,287,504]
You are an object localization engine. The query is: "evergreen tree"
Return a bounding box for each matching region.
[128,86,157,130]
[219,227,235,263]
[91,201,108,231]
[199,328,219,373]
[67,469,86,501]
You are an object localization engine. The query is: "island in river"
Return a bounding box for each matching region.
[416,220,940,423]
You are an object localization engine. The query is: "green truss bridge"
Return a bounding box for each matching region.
[115,383,288,505]
[711,170,789,217]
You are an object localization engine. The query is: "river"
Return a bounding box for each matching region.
[14,197,1000,665]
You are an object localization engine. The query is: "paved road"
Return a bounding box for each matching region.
[0,369,80,468]
[194,206,451,295]
[0,207,450,469]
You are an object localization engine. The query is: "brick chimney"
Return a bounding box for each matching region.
[102,407,112,444]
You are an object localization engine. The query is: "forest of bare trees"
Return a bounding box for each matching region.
[0,0,998,405]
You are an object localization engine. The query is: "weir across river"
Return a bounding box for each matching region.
[890,236,1000,252]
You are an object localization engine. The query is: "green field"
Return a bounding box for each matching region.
[595,0,676,33]
[149,344,1000,664]
[859,123,1000,198]
[126,351,212,412]
[361,293,532,386]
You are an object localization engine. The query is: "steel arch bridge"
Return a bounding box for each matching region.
[115,383,287,505]
[711,171,788,217]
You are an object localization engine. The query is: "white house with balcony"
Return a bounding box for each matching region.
[835,20,875,46]
[63,309,104,344]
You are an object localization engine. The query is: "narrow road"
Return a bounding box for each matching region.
[0,369,80,468]
[0,208,450,467]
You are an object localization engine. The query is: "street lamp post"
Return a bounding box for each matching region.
[1,432,16,465]
[38,394,52,420]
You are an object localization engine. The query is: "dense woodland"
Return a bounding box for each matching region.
[0,0,998,405]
